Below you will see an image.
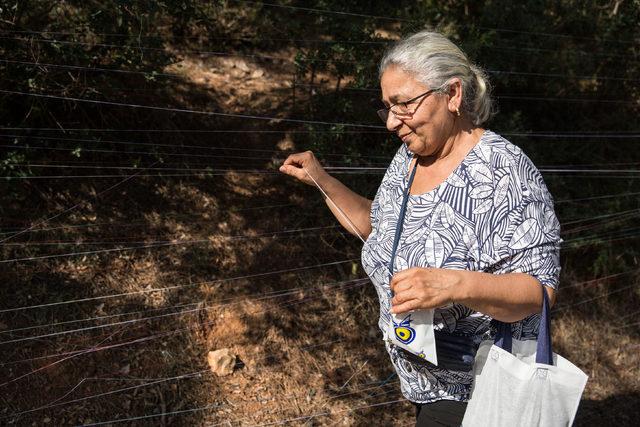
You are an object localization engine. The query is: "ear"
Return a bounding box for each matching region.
[446,78,463,114]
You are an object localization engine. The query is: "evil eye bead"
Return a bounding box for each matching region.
[394,326,415,344]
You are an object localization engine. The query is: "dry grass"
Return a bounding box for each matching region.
[0,48,638,427]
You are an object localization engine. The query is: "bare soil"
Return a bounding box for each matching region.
[0,48,638,427]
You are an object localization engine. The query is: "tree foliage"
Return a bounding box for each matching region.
[1,0,639,274]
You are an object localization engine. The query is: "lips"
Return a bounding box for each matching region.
[399,132,413,142]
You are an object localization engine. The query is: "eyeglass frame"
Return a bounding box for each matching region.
[376,88,439,123]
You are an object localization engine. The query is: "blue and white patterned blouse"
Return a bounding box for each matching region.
[361,130,562,403]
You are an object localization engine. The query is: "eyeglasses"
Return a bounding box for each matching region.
[376,89,437,123]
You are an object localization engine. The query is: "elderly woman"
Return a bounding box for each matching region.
[280,31,561,426]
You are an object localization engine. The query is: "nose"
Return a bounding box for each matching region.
[385,111,402,132]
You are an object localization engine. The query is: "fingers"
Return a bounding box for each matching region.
[278,162,307,181]
[391,287,416,306]
[282,151,314,168]
[390,279,412,294]
[279,151,323,185]
[390,267,423,292]
[391,298,419,314]
[389,268,440,313]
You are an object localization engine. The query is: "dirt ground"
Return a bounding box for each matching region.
[1,48,638,426]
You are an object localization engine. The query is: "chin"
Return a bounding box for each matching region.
[407,141,427,156]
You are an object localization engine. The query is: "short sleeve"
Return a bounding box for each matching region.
[483,167,561,339]
[485,167,562,291]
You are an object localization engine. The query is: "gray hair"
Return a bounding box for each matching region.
[379,31,494,126]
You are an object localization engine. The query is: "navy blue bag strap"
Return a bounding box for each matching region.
[493,284,553,365]
[535,285,553,365]
[388,158,419,280]
[493,321,512,353]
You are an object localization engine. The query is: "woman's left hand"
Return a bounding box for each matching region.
[390,267,464,314]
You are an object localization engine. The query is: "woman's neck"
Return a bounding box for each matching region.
[419,120,481,166]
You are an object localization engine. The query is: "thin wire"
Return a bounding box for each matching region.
[502,132,640,139]
[11,162,640,174]
[3,163,389,172]
[563,225,640,245]
[563,214,639,236]
[487,68,640,82]
[1,281,366,382]
[555,191,640,204]
[15,32,633,69]
[254,398,406,426]
[0,126,388,134]
[65,358,394,426]
[1,35,380,68]
[0,133,393,160]
[9,370,207,418]
[0,224,339,263]
[1,285,361,373]
[0,325,126,388]
[303,166,366,243]
[6,166,640,181]
[0,258,358,313]
[78,403,221,426]
[614,319,640,330]
[0,202,300,235]
[294,82,638,104]
[338,360,369,390]
[4,371,208,420]
[540,168,640,173]
[2,264,632,342]
[562,233,640,250]
[2,20,636,422]
[5,336,351,420]
[476,25,639,46]
[0,89,385,128]
[213,379,401,426]
[563,213,639,235]
[0,272,361,336]
[0,141,616,169]
[0,280,363,392]
[0,58,190,79]
[0,169,382,180]
[233,0,412,22]
[554,282,639,312]
[235,0,639,46]
[0,141,325,165]
[7,15,638,46]
[546,174,640,180]
[8,29,631,67]
[0,277,368,345]
[0,227,338,245]
[2,30,391,45]
[5,55,640,82]
[5,127,640,137]
[6,165,275,173]
[0,223,347,245]
[71,343,367,426]
[562,208,640,227]
[560,268,640,290]
[2,270,632,422]
[478,41,640,62]
[495,94,637,105]
[0,160,158,244]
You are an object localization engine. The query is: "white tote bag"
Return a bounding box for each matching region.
[462,285,588,427]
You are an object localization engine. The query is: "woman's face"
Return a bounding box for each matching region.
[380,65,456,157]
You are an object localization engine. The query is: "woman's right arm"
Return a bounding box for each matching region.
[279,151,373,240]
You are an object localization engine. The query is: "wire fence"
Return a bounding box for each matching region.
[1,3,639,425]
